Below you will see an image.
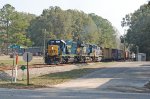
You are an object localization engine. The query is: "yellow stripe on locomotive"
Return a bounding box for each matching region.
[48,45,59,56]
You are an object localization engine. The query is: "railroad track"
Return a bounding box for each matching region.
[0,64,62,71]
[0,61,97,71]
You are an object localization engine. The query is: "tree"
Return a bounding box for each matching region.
[28,6,118,48]
[89,14,117,48]
[0,4,36,54]
[121,3,150,60]
[9,12,36,46]
[0,4,16,54]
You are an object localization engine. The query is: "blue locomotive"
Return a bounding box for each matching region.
[44,39,103,64]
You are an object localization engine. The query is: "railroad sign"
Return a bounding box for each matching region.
[23,52,33,62]
[21,65,26,71]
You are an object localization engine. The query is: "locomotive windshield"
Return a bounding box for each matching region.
[47,40,66,53]
[48,40,66,47]
[49,40,61,45]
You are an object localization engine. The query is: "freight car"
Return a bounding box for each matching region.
[44,39,103,64]
[101,48,112,61]
[101,48,130,61]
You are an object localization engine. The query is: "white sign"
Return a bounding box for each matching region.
[23,52,33,62]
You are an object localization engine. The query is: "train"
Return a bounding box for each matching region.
[44,39,131,64]
[101,48,131,61]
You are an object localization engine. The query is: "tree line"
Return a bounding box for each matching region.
[0,4,119,54]
[121,2,150,60]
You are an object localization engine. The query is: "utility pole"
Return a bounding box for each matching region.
[43,29,46,62]
[123,29,126,61]
[136,45,139,61]
[6,20,9,55]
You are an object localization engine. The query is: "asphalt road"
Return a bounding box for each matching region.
[1,62,150,99]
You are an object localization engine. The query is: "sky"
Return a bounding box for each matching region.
[0,0,147,35]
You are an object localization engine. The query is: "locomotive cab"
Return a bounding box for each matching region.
[45,40,66,64]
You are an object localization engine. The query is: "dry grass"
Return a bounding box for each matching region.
[0,56,44,67]
[0,68,96,89]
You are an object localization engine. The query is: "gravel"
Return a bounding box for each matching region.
[1,63,91,80]
[0,71,12,81]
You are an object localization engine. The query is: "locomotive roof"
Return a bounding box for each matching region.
[48,39,66,44]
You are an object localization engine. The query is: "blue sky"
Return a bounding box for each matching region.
[0,0,147,35]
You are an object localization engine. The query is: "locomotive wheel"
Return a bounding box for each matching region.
[82,57,86,63]
[74,57,78,63]
[64,59,68,63]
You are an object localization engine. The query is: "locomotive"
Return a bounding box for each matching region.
[44,39,102,64]
[44,39,131,64]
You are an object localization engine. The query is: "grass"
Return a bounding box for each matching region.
[0,56,43,67]
[0,68,97,89]
[0,60,26,66]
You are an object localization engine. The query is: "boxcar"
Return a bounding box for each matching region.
[118,50,122,60]
[112,49,118,61]
[102,48,112,61]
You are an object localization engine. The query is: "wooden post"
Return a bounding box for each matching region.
[27,53,29,85]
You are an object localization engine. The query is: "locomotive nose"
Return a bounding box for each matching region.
[48,45,59,56]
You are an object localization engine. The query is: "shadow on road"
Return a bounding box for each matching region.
[83,65,150,93]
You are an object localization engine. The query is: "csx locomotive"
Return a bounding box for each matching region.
[44,39,131,64]
[44,39,102,64]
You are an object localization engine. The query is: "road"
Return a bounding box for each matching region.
[0,62,150,99]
